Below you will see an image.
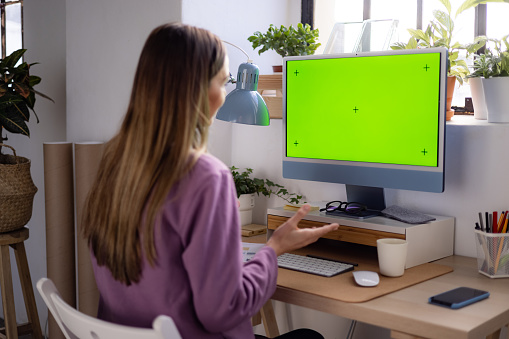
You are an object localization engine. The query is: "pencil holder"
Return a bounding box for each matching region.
[474,230,509,278]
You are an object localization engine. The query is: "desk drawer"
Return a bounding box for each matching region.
[267,215,405,247]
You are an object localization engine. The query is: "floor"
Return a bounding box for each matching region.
[0,318,44,338]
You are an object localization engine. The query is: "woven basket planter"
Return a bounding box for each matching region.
[0,144,38,233]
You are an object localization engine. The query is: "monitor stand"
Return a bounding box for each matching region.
[326,184,386,219]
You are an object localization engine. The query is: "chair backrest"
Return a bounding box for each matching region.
[37,278,182,339]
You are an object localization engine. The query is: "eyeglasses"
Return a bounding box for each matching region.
[320,200,367,215]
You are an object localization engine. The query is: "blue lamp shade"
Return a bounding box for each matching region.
[216,62,270,126]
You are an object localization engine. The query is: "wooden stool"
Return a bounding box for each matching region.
[0,227,42,339]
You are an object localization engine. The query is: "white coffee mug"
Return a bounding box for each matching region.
[377,238,408,277]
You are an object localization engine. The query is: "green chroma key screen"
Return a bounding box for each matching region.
[285,53,441,167]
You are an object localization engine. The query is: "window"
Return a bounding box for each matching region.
[1,0,23,58]
[312,1,508,108]
[371,0,416,44]
[487,3,509,41]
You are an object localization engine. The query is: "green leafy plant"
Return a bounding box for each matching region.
[0,49,53,142]
[481,35,509,77]
[248,23,320,58]
[230,166,304,205]
[468,50,495,78]
[469,36,509,78]
[390,0,489,84]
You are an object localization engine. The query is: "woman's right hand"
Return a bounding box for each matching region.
[266,204,339,257]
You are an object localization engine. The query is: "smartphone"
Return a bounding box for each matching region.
[428,287,490,309]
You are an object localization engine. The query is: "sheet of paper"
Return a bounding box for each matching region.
[241,242,265,262]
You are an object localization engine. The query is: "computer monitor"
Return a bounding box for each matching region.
[282,47,447,217]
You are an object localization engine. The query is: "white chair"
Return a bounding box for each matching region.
[36,278,182,339]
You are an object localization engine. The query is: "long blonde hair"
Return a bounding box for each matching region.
[82,23,226,285]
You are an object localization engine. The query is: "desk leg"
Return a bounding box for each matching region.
[252,311,262,326]
[260,300,280,338]
[390,330,426,339]
[486,328,501,339]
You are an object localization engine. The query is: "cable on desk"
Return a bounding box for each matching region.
[346,320,357,339]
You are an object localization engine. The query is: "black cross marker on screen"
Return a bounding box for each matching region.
[294,70,299,76]
[421,148,428,155]
[353,107,359,113]
[294,140,299,146]
[423,64,430,71]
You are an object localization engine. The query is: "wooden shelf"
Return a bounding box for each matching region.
[258,74,282,119]
[267,206,455,268]
[268,214,404,247]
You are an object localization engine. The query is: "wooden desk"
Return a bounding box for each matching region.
[244,236,509,339]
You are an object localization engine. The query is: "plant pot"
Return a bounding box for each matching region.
[238,193,255,226]
[272,65,282,73]
[469,77,488,120]
[0,144,38,233]
[483,76,509,123]
[446,76,456,121]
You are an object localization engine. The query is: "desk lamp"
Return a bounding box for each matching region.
[216,42,270,126]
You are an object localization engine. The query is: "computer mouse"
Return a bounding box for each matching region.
[353,271,380,287]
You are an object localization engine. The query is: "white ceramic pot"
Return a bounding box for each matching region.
[483,77,509,123]
[469,77,487,120]
[238,193,255,226]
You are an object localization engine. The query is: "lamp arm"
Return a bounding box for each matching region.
[222,41,253,63]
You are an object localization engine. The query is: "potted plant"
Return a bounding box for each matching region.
[467,49,493,120]
[0,48,53,232]
[248,23,320,72]
[479,35,509,123]
[230,166,303,225]
[390,0,487,121]
[0,49,52,143]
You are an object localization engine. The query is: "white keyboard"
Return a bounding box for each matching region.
[277,253,355,277]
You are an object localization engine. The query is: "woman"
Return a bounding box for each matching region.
[82,23,338,339]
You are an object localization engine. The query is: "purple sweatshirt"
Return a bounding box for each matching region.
[91,153,278,338]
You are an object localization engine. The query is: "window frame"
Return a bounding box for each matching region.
[303,1,487,40]
[0,0,24,59]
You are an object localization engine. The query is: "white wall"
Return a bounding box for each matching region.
[67,0,183,142]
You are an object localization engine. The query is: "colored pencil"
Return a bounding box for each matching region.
[502,218,509,233]
[494,237,505,273]
[498,211,509,233]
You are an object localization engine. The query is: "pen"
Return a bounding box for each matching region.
[479,212,484,232]
[496,212,501,233]
[306,254,359,267]
[475,222,481,230]
[486,212,491,233]
[493,211,498,233]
